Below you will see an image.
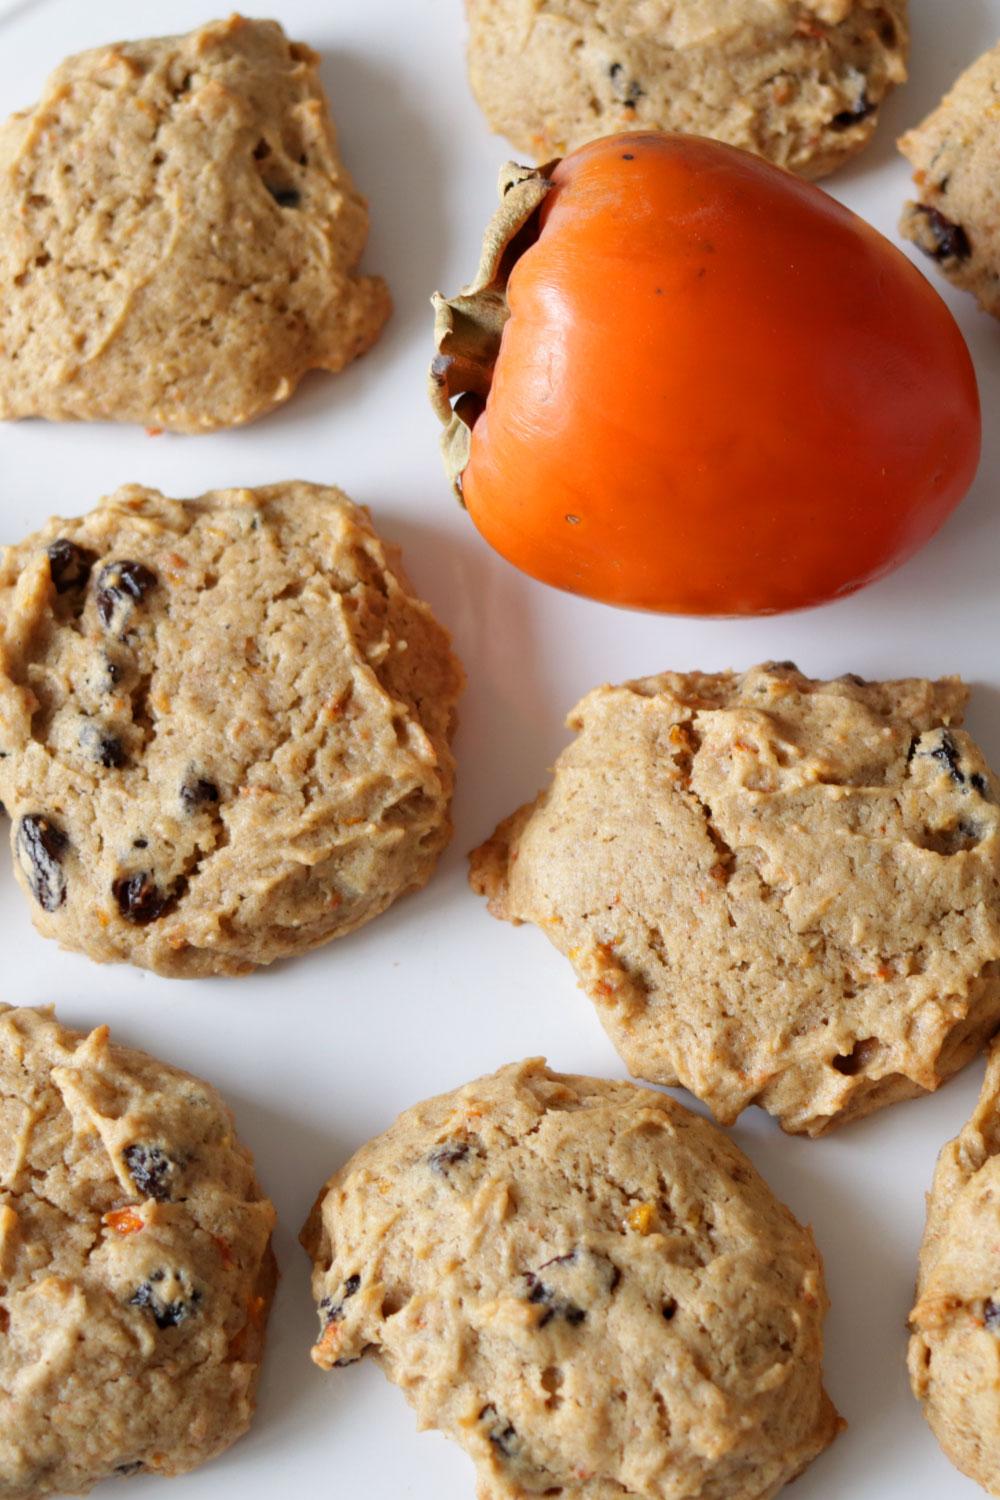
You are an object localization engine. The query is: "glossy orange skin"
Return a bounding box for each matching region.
[462,133,981,615]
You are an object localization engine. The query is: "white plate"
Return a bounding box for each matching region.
[0,2,997,1497]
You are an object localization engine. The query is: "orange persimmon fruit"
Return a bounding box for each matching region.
[431,133,980,615]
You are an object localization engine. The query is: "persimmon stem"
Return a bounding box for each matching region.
[429,161,554,502]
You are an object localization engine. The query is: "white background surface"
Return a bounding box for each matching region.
[0,1,998,1496]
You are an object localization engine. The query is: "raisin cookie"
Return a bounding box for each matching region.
[0,16,389,431]
[467,0,908,178]
[302,1058,841,1500]
[0,482,463,978]
[471,664,1000,1136]
[0,1004,276,1497]
[909,1039,1000,1492]
[899,42,1000,318]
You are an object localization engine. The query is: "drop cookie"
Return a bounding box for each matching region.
[302,1058,841,1500]
[470,663,1000,1135]
[909,1038,1000,1492]
[0,1004,276,1497]
[899,42,1000,318]
[0,15,390,431]
[467,0,908,178]
[0,482,463,977]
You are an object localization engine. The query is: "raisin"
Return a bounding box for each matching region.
[267,184,301,207]
[123,1144,177,1201]
[112,872,174,925]
[929,731,964,784]
[114,1463,145,1477]
[538,1250,577,1271]
[971,773,989,796]
[985,1299,1000,1331]
[320,1273,361,1325]
[832,1037,880,1076]
[79,722,126,769]
[180,776,220,812]
[662,1299,678,1321]
[608,60,644,107]
[16,814,68,911]
[831,93,876,129]
[479,1405,518,1458]
[429,1141,470,1174]
[47,539,96,593]
[129,1274,200,1330]
[95,561,157,628]
[916,206,971,263]
[525,1273,585,1328]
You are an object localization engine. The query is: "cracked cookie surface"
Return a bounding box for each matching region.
[899,41,1000,318]
[466,0,908,178]
[471,664,1000,1135]
[302,1058,840,1500]
[0,1004,276,1498]
[0,481,463,978]
[909,1038,1000,1492]
[0,15,390,431]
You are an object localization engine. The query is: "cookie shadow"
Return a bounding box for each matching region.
[317,46,450,356]
[964,681,1000,771]
[373,508,566,860]
[728,1119,920,1491]
[834,0,995,186]
[213,1092,361,1450]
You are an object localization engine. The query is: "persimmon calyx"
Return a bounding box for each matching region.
[429,160,553,501]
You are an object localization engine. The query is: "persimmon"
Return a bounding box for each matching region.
[430,133,980,615]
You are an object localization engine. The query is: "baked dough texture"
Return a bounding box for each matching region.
[471,663,1000,1136]
[0,1004,276,1497]
[302,1058,840,1500]
[0,15,390,431]
[467,0,908,178]
[899,42,1000,318]
[0,482,463,978]
[909,1039,1000,1494]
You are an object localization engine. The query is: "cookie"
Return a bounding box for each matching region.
[466,0,908,178]
[302,1058,840,1500]
[0,482,463,978]
[0,1004,276,1497]
[0,16,390,432]
[909,1038,1000,1492]
[899,42,1000,317]
[471,663,1000,1136]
